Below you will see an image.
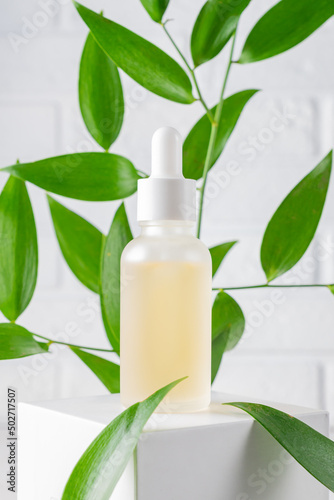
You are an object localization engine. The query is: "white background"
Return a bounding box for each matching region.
[1,0,334,497]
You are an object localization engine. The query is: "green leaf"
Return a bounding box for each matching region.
[210,241,237,278]
[183,89,258,180]
[61,378,185,500]
[261,152,332,282]
[0,177,38,321]
[100,203,132,351]
[239,0,334,64]
[48,196,104,293]
[71,347,120,394]
[211,291,245,383]
[191,0,252,67]
[79,32,124,150]
[139,0,169,22]
[0,323,48,360]
[225,402,334,492]
[2,153,139,202]
[328,285,334,295]
[74,3,194,104]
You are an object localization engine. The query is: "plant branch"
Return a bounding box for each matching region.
[34,334,119,354]
[212,284,333,291]
[197,31,237,238]
[196,121,217,237]
[161,22,214,122]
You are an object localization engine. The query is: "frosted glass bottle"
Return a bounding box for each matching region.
[120,221,212,412]
[120,127,212,412]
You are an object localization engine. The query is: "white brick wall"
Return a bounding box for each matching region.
[1,0,334,495]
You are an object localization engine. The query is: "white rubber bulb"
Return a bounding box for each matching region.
[151,127,183,178]
[137,126,196,222]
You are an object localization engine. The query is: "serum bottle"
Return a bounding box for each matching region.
[120,127,212,412]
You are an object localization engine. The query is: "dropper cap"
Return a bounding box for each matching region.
[137,127,196,222]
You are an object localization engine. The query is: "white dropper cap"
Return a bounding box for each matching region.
[137,127,196,222]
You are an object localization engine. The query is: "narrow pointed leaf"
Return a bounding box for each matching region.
[139,0,169,22]
[2,153,139,201]
[226,402,334,492]
[61,378,185,500]
[0,323,48,360]
[328,285,334,295]
[191,0,252,67]
[100,203,132,351]
[79,32,124,150]
[71,347,120,394]
[0,177,38,320]
[211,291,245,382]
[261,152,332,282]
[210,241,237,278]
[183,89,258,180]
[48,196,104,293]
[74,2,194,104]
[239,0,334,64]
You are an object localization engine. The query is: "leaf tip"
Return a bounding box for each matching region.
[327,149,333,164]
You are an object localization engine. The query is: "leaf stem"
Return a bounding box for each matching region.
[161,22,214,122]
[137,169,149,178]
[197,32,237,238]
[212,283,333,291]
[34,334,119,354]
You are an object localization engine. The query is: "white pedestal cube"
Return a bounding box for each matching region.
[18,392,329,500]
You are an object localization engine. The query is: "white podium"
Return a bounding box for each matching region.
[18,392,329,500]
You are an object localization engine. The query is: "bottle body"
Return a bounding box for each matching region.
[120,222,212,412]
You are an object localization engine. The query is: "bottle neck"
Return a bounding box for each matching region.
[139,220,195,237]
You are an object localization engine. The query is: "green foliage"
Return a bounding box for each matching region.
[211,291,245,382]
[100,204,133,352]
[48,196,104,293]
[61,378,184,500]
[71,347,120,393]
[226,402,334,492]
[79,32,124,150]
[0,323,48,360]
[191,0,251,67]
[0,177,38,321]
[1,1,334,494]
[139,0,169,22]
[183,90,258,180]
[74,3,194,104]
[261,152,332,282]
[210,241,237,278]
[2,153,139,202]
[239,0,334,64]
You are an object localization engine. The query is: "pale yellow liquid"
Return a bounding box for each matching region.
[120,260,211,412]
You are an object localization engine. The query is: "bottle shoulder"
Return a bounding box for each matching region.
[122,234,211,265]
